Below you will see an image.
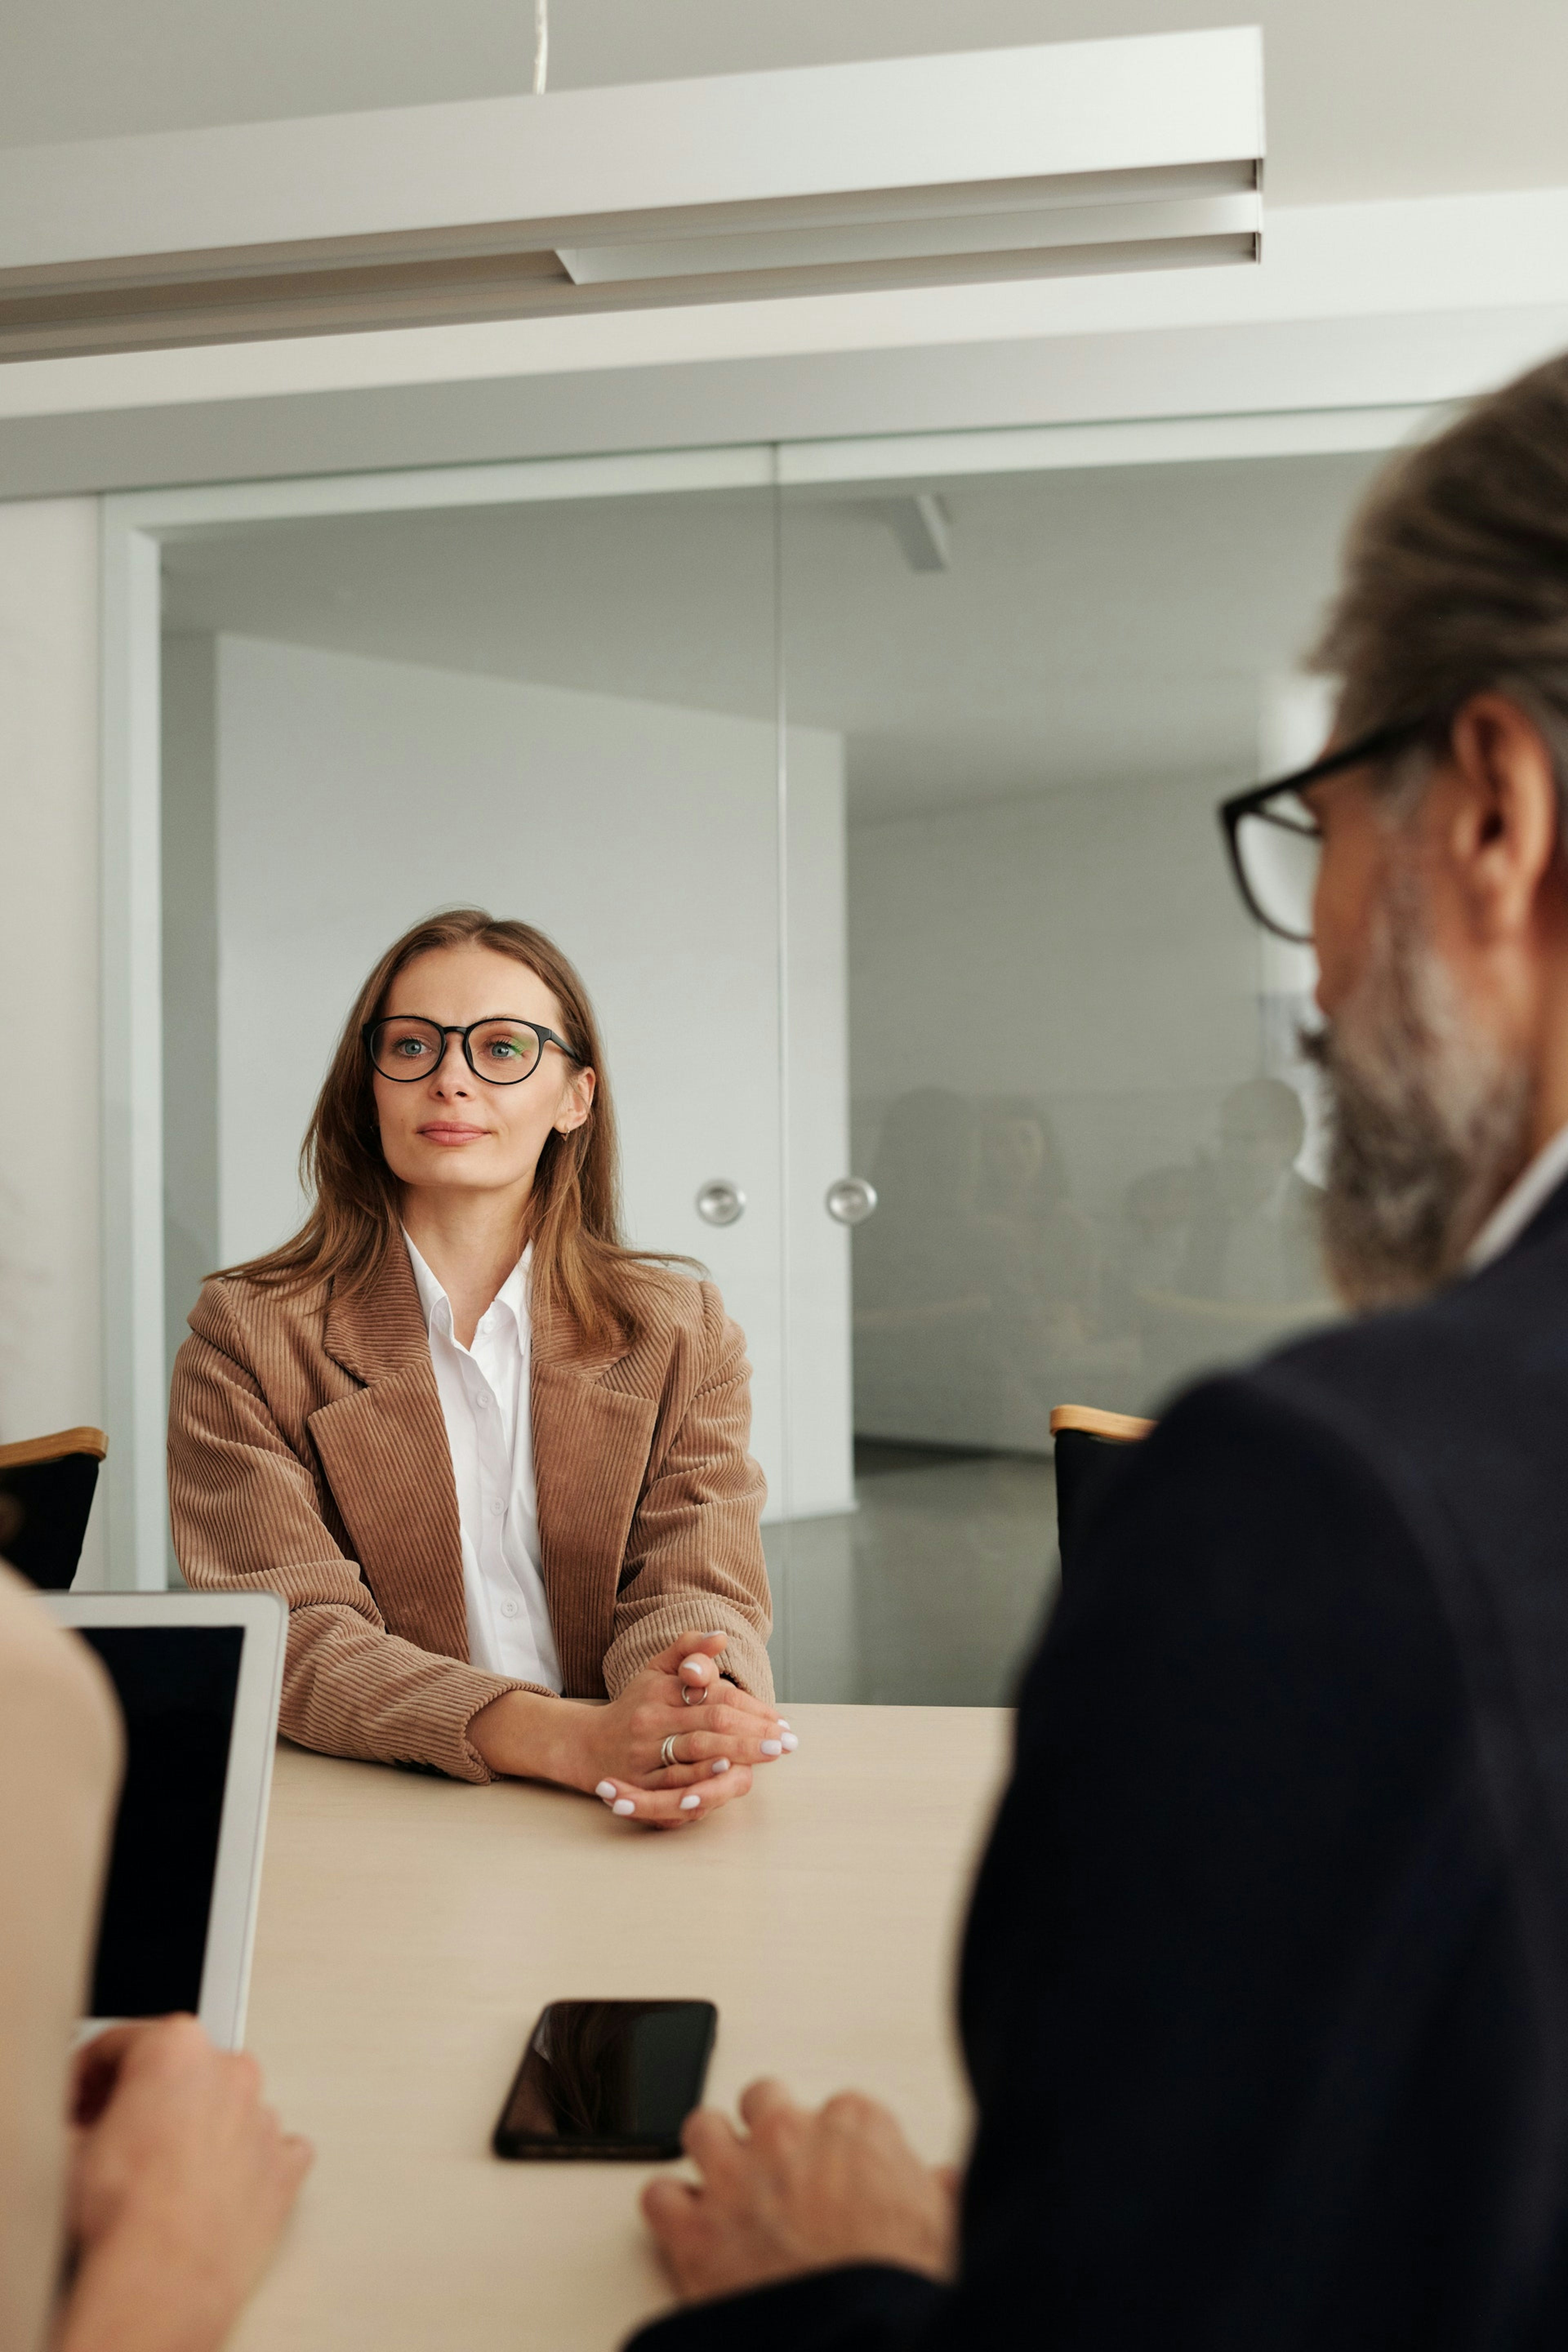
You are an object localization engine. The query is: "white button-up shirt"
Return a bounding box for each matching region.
[404,1233,564,1693]
[1466,1118,1568,1274]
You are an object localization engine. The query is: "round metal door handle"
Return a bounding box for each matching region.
[696,1179,746,1228]
[824,1176,878,1227]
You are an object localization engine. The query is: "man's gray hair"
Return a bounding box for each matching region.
[1313,351,1568,794]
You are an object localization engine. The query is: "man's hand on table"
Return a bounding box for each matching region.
[642,2079,958,2299]
[468,1631,798,1830]
[58,2013,312,2352]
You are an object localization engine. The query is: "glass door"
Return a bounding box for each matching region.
[158,473,826,1683]
[776,447,1388,1703]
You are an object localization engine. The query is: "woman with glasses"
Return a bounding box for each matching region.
[167,909,790,1828]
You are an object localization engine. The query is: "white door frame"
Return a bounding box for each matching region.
[100,396,1433,1586]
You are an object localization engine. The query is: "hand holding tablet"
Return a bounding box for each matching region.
[58,2014,312,2352]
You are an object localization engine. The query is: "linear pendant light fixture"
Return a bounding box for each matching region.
[0,28,1263,365]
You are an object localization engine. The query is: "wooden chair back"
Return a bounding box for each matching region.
[0,1428,108,1590]
[1049,1404,1153,1582]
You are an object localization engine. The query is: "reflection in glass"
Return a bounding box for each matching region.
[852,1073,1334,1456]
[852,1089,989,1444]
[1135,1078,1335,1400]
[784,454,1386,1703]
[1178,1078,1325,1302]
[974,1094,1099,1447]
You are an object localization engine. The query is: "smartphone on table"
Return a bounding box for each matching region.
[493,1999,718,2160]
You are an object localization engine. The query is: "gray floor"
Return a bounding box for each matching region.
[765,1441,1060,1706]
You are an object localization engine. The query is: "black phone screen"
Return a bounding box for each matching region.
[493,1999,717,2160]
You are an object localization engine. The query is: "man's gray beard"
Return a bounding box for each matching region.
[1299,881,1532,1311]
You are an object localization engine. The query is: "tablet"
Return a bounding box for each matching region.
[40,1590,287,2050]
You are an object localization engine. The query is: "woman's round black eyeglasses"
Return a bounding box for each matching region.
[363,1015,585,1086]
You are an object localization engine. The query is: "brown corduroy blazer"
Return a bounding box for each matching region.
[167,1246,772,1783]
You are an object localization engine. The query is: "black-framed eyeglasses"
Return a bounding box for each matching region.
[1218,717,1429,944]
[363,1014,585,1086]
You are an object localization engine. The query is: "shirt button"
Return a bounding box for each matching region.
[499,1598,521,1619]
[489,1499,505,1517]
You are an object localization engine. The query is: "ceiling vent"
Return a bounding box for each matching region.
[0,29,1263,363]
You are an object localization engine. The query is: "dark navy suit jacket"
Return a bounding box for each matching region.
[630,1179,1568,2350]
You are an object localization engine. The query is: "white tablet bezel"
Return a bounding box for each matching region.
[41,1589,288,2050]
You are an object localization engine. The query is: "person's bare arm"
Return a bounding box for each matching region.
[55,2018,311,2352]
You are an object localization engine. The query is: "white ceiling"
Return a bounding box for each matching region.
[2,0,1564,209]
[161,447,1383,820]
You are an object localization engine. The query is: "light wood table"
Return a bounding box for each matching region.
[234,1703,1011,2352]
[236,1712,1020,2352]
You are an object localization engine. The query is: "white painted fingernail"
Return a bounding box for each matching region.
[760,1739,782,1756]
[780,1733,799,1752]
[681,1658,704,1675]
[708,1630,726,1639]
[680,1793,702,1811]
[595,1781,617,1801]
[710,1758,731,1775]
[612,1798,637,1817]
[777,1719,792,1730]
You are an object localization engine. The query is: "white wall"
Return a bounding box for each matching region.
[0,499,105,1579]
[180,632,851,1520]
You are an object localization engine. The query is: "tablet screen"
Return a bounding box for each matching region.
[80,1626,245,2017]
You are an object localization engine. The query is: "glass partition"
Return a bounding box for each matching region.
[775,451,1384,1702]
[158,480,814,1668]
[158,437,1388,1706]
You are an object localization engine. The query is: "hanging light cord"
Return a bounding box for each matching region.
[533,0,549,96]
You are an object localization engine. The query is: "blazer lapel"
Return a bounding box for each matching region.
[531,1310,657,1698]
[306,1247,470,1664]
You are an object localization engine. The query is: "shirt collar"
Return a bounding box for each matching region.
[402,1232,531,1338]
[493,1245,532,1330]
[403,1232,448,1334]
[1465,1119,1568,1274]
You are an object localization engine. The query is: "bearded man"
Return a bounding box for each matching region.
[627,355,1568,2351]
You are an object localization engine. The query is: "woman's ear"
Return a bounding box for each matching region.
[556,1065,597,1136]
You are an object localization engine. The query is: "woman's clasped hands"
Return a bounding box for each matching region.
[589,1631,797,1829]
[469,1631,797,1829]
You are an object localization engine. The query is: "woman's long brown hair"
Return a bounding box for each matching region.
[218,909,682,1351]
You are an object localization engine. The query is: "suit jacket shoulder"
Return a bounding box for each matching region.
[568,1265,734,1391]
[183,1270,350,1425]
